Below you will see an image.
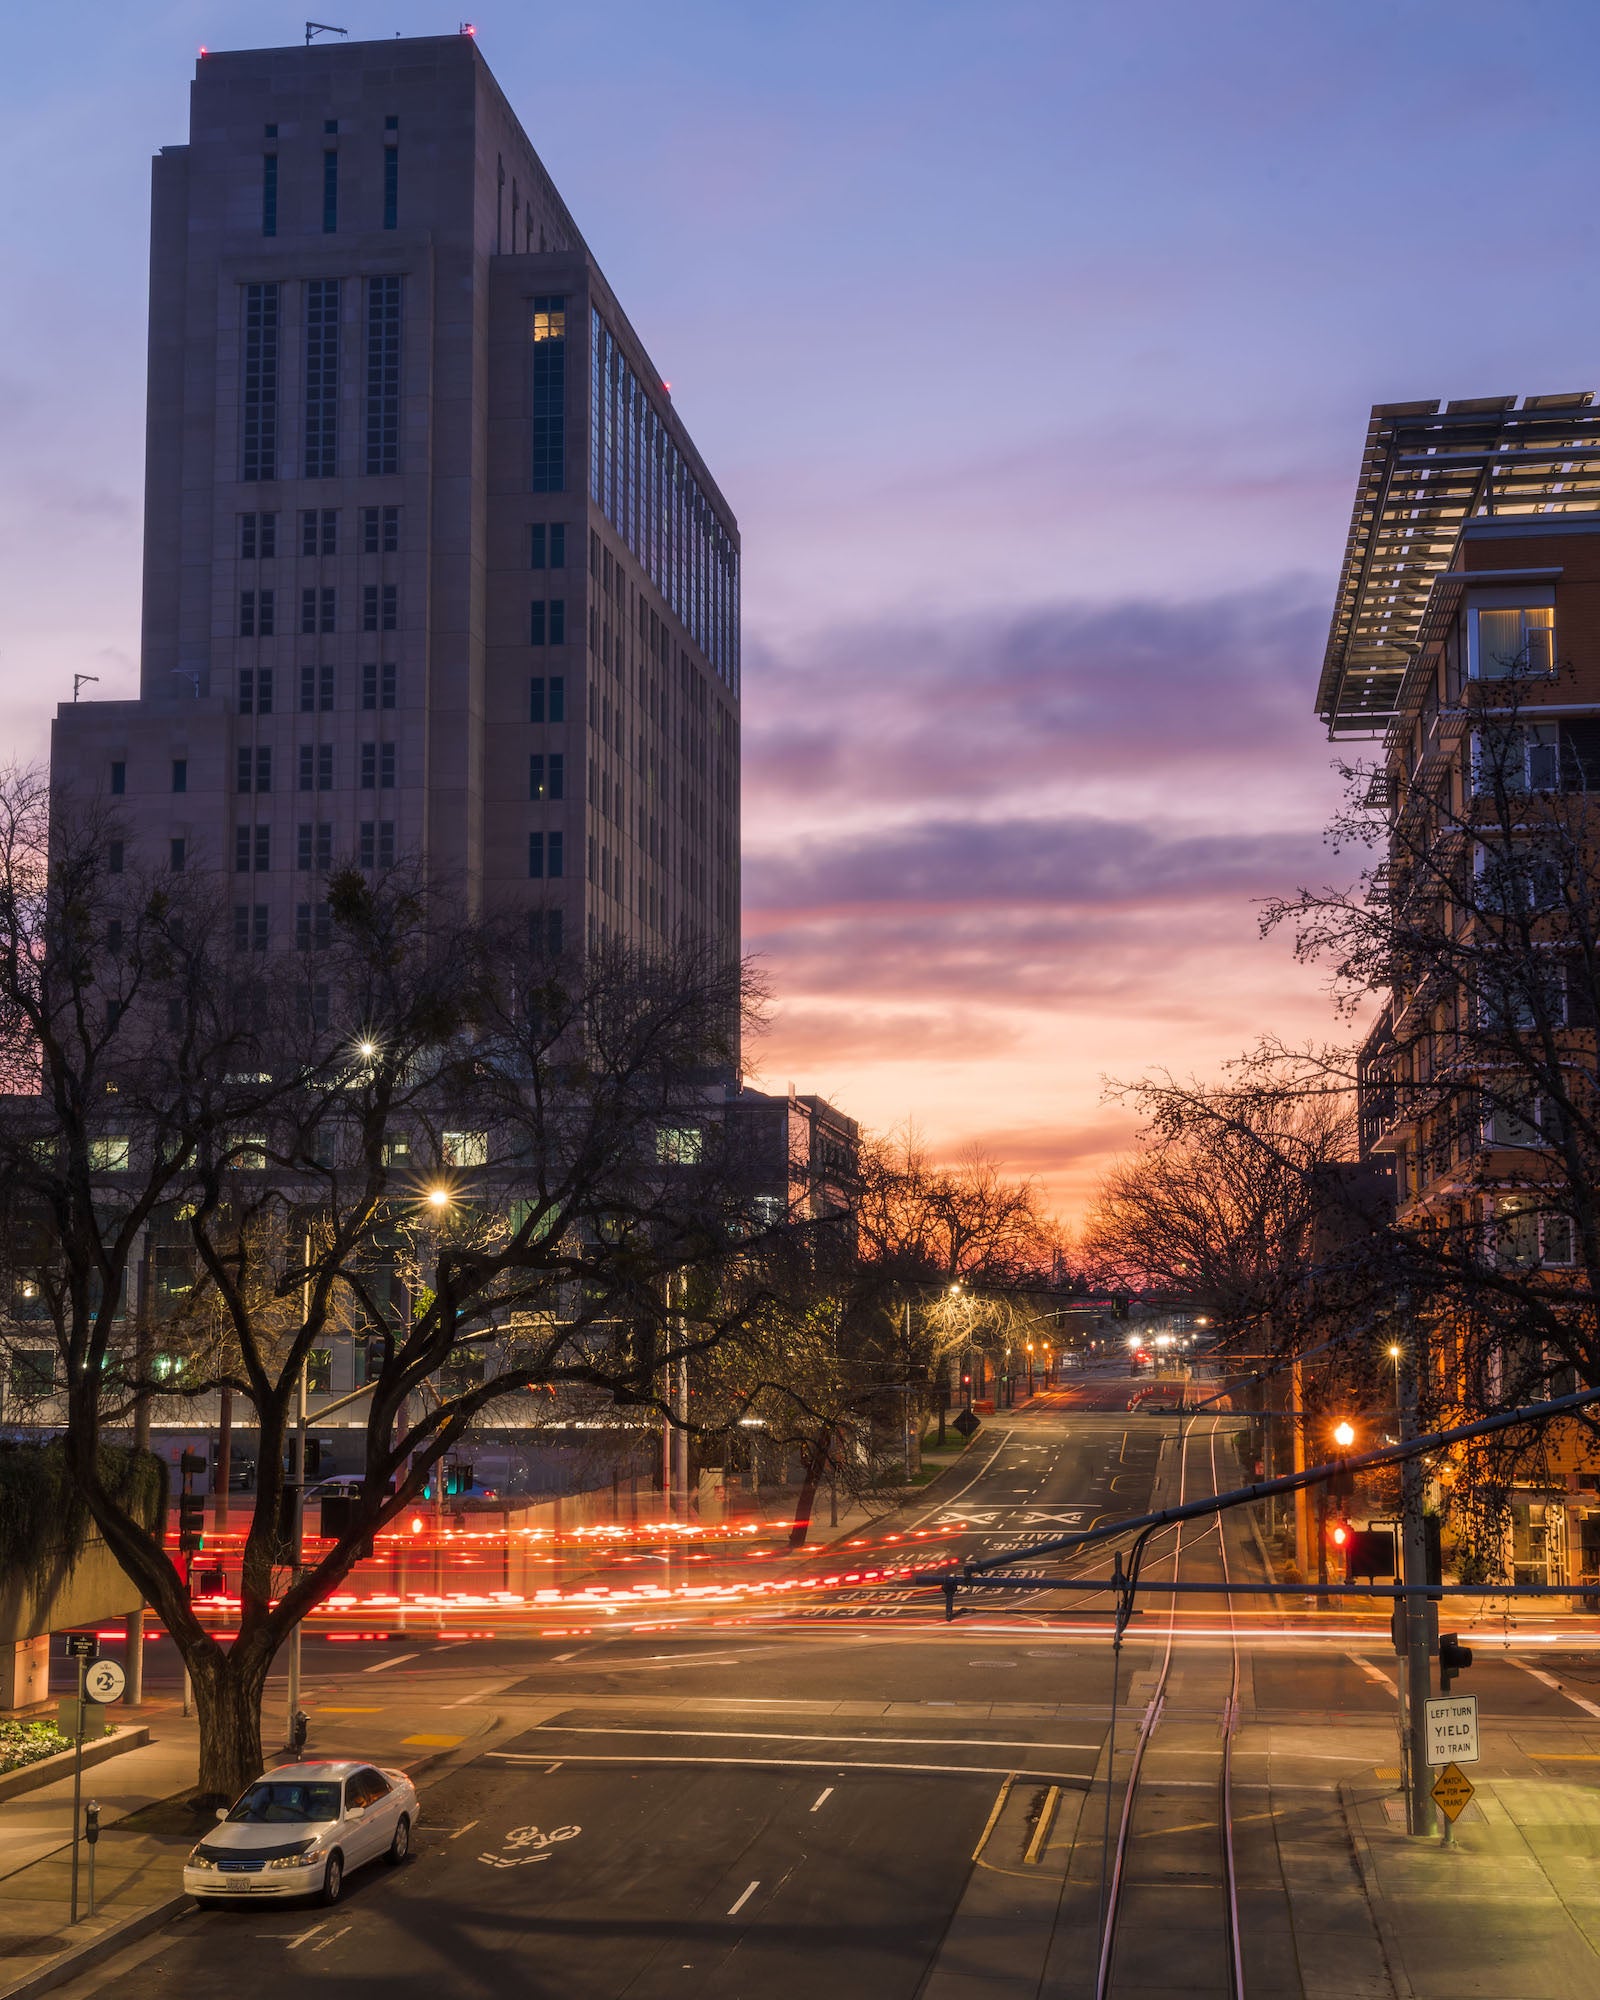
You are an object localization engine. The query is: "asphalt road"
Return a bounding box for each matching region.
[61,1382,1600,2000]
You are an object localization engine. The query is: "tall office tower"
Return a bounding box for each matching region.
[52,32,740,973]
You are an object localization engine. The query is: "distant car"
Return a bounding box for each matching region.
[183,1760,418,1905]
[307,1476,363,1502]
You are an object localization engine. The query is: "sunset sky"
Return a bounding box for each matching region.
[6,1,1600,1225]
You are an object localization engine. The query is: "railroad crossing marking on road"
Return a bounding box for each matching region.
[1430,1763,1475,1822]
[1423,1695,1479,1767]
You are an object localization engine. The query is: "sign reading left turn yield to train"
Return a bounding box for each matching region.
[1423,1694,1479,1767]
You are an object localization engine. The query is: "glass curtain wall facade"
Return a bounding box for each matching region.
[588,307,739,696]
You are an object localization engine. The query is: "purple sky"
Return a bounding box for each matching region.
[6,1,1600,1220]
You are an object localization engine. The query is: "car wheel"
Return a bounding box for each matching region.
[387,1815,410,1866]
[319,1853,344,1906]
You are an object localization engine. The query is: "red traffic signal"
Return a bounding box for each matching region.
[1329,1518,1350,1550]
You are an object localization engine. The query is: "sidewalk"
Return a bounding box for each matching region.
[0,1686,504,2000]
[1342,1773,1600,2000]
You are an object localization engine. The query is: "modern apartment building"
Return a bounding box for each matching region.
[51,30,741,971]
[1319,393,1600,1589]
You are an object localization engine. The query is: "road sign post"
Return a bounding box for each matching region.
[64,1635,96,1923]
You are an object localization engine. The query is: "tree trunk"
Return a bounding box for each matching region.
[188,1643,273,1805]
[789,1424,834,1550]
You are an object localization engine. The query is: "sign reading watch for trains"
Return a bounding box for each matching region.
[1430,1762,1475,1822]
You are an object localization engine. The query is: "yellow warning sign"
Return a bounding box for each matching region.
[1431,1762,1475,1822]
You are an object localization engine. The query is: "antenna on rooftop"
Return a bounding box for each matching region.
[305,21,348,44]
[72,674,99,703]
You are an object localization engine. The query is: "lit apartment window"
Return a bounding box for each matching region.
[531,295,565,493]
[1469,604,1555,679]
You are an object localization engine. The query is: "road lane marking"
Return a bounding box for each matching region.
[448,1820,481,1839]
[907,1434,1011,1530]
[490,1752,1090,1779]
[1347,1652,1397,1691]
[972,1775,1015,1861]
[430,1641,468,1653]
[363,1652,420,1673]
[449,1681,510,1706]
[312,1926,351,1953]
[402,1733,463,1748]
[1024,1785,1060,1865]
[727,1880,760,1917]
[316,1706,382,1714]
[285,1923,328,1950]
[809,1787,834,1812]
[551,1652,578,1663]
[531,1725,1101,1752]
[1511,1660,1600,1718]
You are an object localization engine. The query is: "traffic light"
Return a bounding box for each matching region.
[177,1491,205,1552]
[1328,1516,1351,1554]
[1439,1631,1473,1693]
[1345,1528,1396,1581]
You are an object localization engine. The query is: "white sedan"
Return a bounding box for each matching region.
[184,1760,418,1905]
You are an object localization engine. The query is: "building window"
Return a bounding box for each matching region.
[362,662,397,710]
[171,759,187,793]
[300,662,335,712]
[110,760,126,796]
[549,598,565,645]
[241,282,279,482]
[301,507,338,557]
[361,504,399,553]
[323,148,338,232]
[304,282,340,478]
[1469,604,1555,680]
[240,511,277,560]
[234,903,269,952]
[383,145,398,229]
[238,667,274,715]
[1471,723,1561,796]
[296,902,333,951]
[359,821,397,869]
[380,743,395,789]
[531,295,565,493]
[365,275,402,475]
[236,825,271,872]
[527,829,564,879]
[170,837,186,872]
[238,747,271,792]
[301,586,336,635]
[529,752,565,801]
[442,1130,488,1168]
[108,840,124,875]
[262,153,278,237]
[240,591,257,638]
[531,522,566,570]
[530,601,545,646]
[531,907,563,957]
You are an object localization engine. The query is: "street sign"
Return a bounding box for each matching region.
[65,1634,97,1663]
[56,1697,86,1738]
[1430,1762,1475,1822]
[953,1408,979,1438]
[84,1658,126,1705]
[1423,1694,1479,1767]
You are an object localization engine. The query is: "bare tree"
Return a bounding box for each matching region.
[0,768,785,1798]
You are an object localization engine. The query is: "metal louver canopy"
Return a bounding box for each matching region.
[1318,393,1600,737]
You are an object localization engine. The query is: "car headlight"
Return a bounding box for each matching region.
[188,1852,219,1871]
[267,1841,320,1869]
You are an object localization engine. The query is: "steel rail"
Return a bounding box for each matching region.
[1094,1416,1198,2000]
[1210,1422,1246,2000]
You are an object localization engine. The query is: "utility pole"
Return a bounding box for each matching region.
[283,1351,308,1748]
[1398,1336,1437,1837]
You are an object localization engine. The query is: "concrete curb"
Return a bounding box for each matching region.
[0,1727,151,1806]
[0,1892,191,2000]
[1336,1778,1416,2000]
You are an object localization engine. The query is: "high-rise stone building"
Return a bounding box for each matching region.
[52,31,741,969]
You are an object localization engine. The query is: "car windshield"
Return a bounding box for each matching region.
[227,1781,341,1825]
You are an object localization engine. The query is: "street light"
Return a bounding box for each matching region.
[1333,1420,1356,1449]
